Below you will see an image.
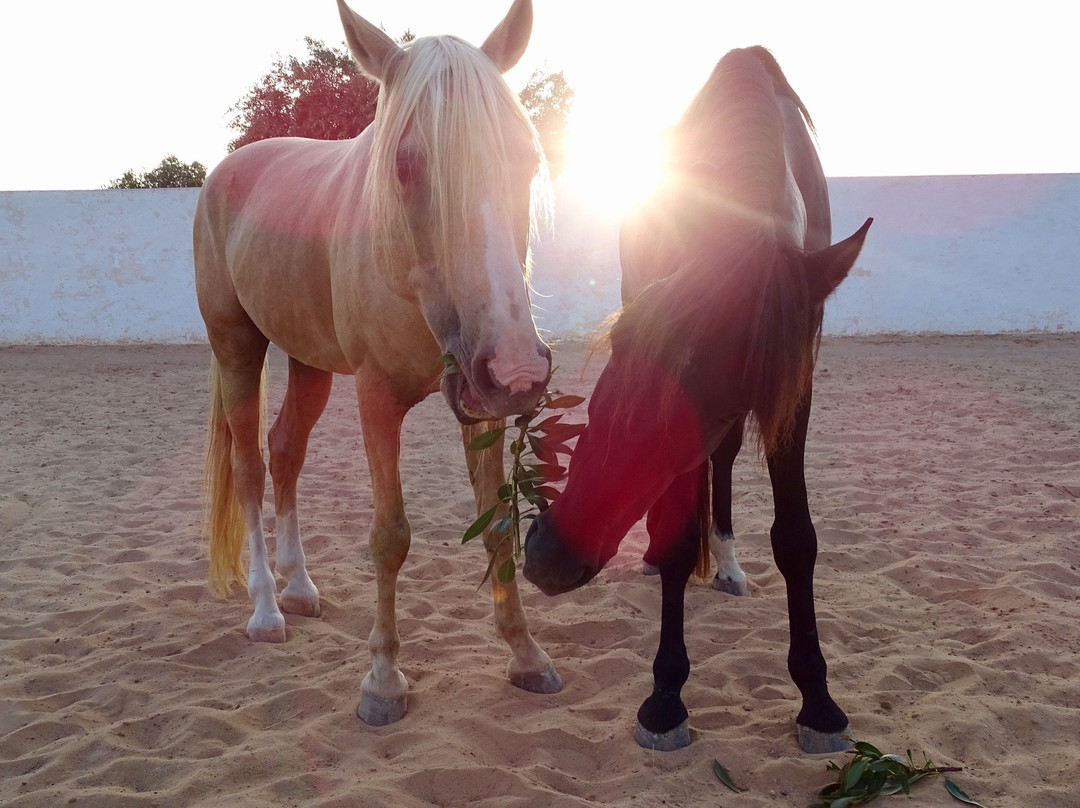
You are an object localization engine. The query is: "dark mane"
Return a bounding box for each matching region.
[613,48,820,455]
[744,45,816,136]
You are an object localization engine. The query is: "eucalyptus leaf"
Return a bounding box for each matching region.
[853,741,883,758]
[547,394,586,409]
[477,549,500,589]
[843,759,868,792]
[467,427,505,451]
[462,505,497,543]
[945,779,985,807]
[533,413,564,430]
[814,740,965,808]
[457,369,585,586]
[711,759,744,793]
[497,557,516,583]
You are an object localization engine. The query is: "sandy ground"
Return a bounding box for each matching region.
[1,335,1078,808]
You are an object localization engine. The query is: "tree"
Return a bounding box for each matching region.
[227,36,574,176]
[227,37,397,152]
[518,69,574,178]
[107,155,206,189]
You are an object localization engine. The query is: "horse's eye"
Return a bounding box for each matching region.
[396,153,417,187]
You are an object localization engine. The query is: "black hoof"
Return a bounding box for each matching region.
[797,723,853,754]
[634,719,691,751]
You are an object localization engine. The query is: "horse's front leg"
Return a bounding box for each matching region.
[355,373,412,726]
[634,465,707,751]
[767,390,851,753]
[462,422,562,694]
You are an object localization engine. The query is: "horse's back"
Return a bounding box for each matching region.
[194,137,369,373]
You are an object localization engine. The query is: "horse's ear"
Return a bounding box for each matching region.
[481,0,533,73]
[804,217,872,303]
[337,0,403,83]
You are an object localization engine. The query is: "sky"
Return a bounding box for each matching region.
[3,0,1079,210]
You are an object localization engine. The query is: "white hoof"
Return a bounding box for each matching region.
[247,610,286,643]
[280,582,321,617]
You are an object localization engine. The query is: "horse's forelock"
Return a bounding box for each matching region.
[363,35,546,278]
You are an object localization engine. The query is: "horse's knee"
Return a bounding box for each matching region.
[770,519,817,578]
[370,515,411,568]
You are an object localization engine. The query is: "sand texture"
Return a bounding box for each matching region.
[1,335,1078,807]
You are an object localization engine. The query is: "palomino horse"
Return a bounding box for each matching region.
[523,47,871,752]
[194,0,562,726]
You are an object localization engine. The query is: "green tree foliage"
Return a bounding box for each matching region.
[518,69,574,178]
[227,36,574,177]
[107,155,207,189]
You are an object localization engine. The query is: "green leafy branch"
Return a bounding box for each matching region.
[811,740,980,808]
[710,740,984,807]
[448,354,584,587]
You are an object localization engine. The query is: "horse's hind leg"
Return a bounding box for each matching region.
[212,339,287,643]
[766,390,850,753]
[355,372,411,725]
[463,423,562,695]
[709,415,750,595]
[269,357,334,618]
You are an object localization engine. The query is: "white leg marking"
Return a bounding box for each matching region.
[245,508,286,642]
[276,509,321,617]
[709,530,750,596]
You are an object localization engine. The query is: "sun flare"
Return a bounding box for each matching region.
[560,112,668,219]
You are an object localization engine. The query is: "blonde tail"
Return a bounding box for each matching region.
[693,461,713,582]
[203,356,246,597]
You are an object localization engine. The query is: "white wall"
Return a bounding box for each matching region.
[2,174,1078,345]
[1,190,204,343]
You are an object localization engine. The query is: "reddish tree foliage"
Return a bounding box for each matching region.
[227,35,573,178]
[227,38,384,152]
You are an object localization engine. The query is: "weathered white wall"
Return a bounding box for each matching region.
[2,174,1078,345]
[1,190,204,343]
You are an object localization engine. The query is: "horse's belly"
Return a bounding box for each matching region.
[230,251,353,375]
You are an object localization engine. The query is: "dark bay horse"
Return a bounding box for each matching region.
[523,47,871,752]
[195,0,563,727]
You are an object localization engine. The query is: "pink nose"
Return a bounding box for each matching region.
[487,351,550,394]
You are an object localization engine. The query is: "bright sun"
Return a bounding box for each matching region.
[559,111,668,220]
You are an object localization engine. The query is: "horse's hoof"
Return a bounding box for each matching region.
[642,562,660,576]
[711,574,750,596]
[246,613,286,643]
[797,723,853,754]
[358,692,408,726]
[634,719,691,751]
[280,589,321,618]
[509,665,563,694]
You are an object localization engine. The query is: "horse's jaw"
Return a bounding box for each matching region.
[440,368,492,425]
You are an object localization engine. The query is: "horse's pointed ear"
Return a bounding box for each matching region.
[805,217,872,303]
[481,0,533,73]
[337,0,404,83]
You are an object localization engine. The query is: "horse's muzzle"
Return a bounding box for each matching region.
[522,513,598,596]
